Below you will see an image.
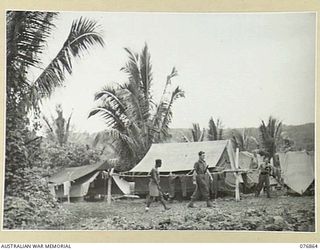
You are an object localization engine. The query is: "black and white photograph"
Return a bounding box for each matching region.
[4,10,315,232]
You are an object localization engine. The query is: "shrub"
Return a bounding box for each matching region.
[39,142,101,176]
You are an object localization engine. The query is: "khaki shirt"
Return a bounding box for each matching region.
[149,168,160,185]
[193,159,210,182]
[259,163,271,175]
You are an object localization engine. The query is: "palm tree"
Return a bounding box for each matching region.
[182,123,205,142]
[43,104,73,146]
[89,44,184,170]
[191,123,205,142]
[259,116,282,162]
[207,117,223,141]
[231,129,259,151]
[7,11,104,114]
[6,11,104,187]
[5,11,104,228]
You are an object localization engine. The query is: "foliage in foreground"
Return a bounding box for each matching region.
[4,116,70,229]
[5,11,104,229]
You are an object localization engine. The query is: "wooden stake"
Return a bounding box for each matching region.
[235,148,240,202]
[107,168,114,205]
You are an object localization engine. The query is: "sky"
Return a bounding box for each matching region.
[37,12,316,133]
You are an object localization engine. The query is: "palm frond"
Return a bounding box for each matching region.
[42,115,53,132]
[158,86,185,141]
[208,117,218,141]
[121,47,141,86]
[259,116,282,159]
[192,123,204,142]
[94,87,127,115]
[139,44,153,99]
[7,11,57,72]
[31,17,104,106]
[88,106,127,132]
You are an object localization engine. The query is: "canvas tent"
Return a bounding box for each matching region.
[126,140,242,197]
[48,160,132,201]
[278,151,314,195]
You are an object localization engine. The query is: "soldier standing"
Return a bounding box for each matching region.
[145,159,170,212]
[255,156,272,198]
[188,151,214,208]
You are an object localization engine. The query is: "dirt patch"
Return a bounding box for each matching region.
[56,194,315,231]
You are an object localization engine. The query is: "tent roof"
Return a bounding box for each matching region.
[129,140,233,173]
[278,151,314,194]
[48,160,109,185]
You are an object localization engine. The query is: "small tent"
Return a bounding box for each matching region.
[48,160,132,201]
[278,151,314,195]
[126,140,241,198]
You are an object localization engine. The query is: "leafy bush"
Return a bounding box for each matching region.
[4,122,70,229]
[4,194,69,230]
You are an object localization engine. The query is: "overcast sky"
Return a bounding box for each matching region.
[37,12,316,133]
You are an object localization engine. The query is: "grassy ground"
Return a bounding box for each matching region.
[56,193,315,231]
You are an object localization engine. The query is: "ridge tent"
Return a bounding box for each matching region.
[126,140,242,198]
[277,151,314,195]
[48,160,132,201]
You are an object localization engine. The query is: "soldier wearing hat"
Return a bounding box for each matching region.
[145,159,170,212]
[188,151,214,208]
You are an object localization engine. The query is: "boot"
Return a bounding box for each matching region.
[206,199,213,208]
[187,201,196,208]
[160,198,170,210]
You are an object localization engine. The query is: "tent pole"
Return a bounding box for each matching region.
[107,168,114,205]
[67,172,71,203]
[104,171,107,200]
[235,148,240,201]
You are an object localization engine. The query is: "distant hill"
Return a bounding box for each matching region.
[67,123,314,153]
[168,123,315,151]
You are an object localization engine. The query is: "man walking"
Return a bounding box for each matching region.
[188,151,214,208]
[145,159,170,212]
[255,156,272,198]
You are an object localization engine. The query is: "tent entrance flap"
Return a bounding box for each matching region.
[113,176,132,194]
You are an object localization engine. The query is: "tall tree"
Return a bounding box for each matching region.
[5,11,104,229]
[259,116,282,161]
[89,44,184,170]
[207,117,223,141]
[43,104,73,146]
[191,123,205,142]
[231,129,259,151]
[182,123,205,142]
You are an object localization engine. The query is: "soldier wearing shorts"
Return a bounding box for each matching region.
[145,159,170,212]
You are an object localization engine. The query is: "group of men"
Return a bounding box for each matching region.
[145,150,272,212]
